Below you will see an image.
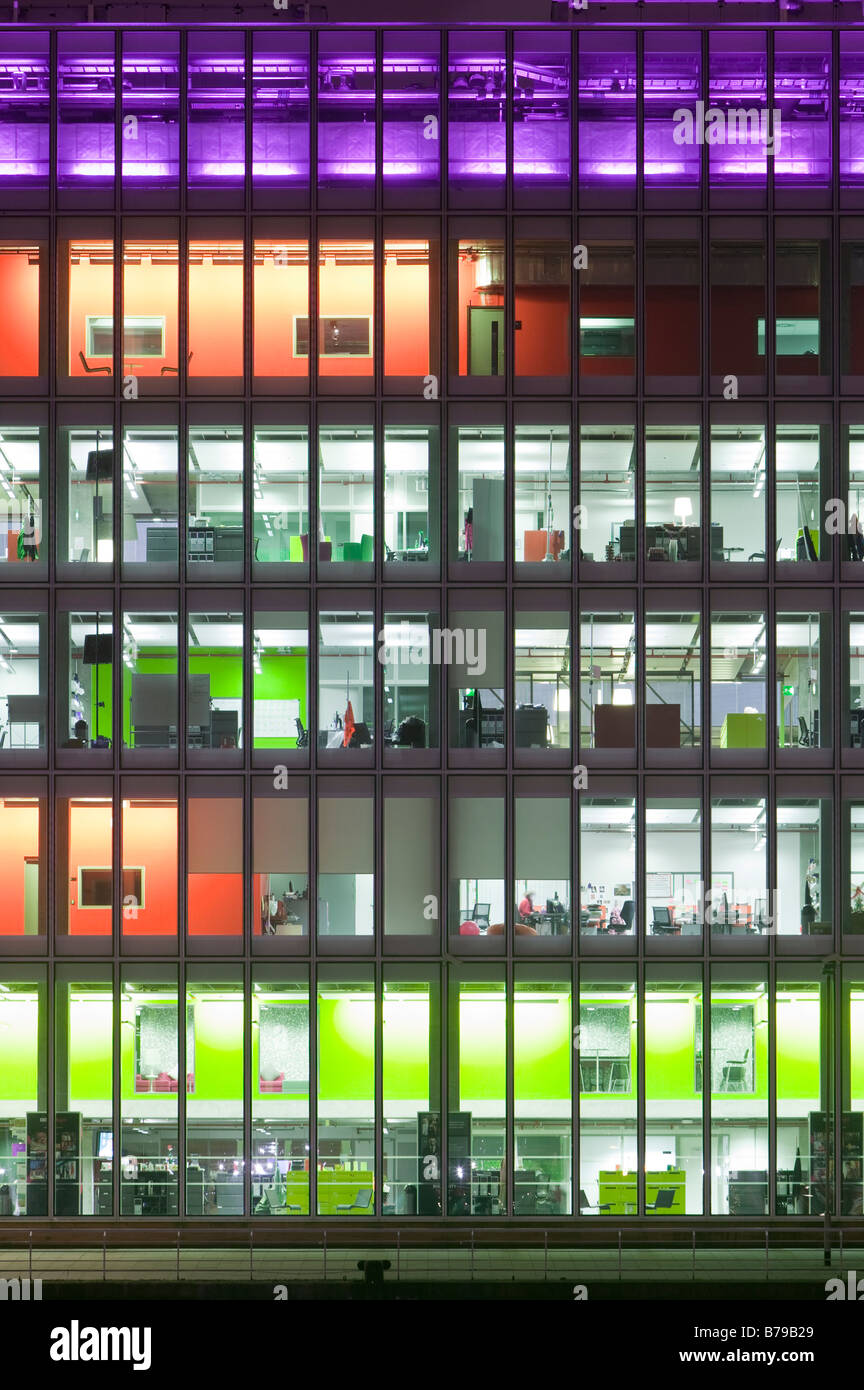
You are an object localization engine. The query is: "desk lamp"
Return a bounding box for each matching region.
[673,496,693,526]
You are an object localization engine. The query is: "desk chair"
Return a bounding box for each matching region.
[337,1188,373,1214]
[160,350,194,376]
[608,1060,630,1093]
[646,1188,677,1212]
[721,1046,750,1092]
[610,899,634,934]
[579,1188,612,1214]
[472,902,491,930]
[798,715,812,747]
[78,350,111,375]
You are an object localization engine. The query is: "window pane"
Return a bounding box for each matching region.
[645,423,701,564]
[453,424,504,564]
[384,973,440,1215]
[318,426,374,563]
[579,792,635,937]
[318,611,374,746]
[710,967,769,1215]
[187,793,242,936]
[55,972,113,1215]
[514,972,572,1214]
[449,783,505,941]
[121,971,180,1217]
[122,795,177,938]
[711,795,768,936]
[188,239,243,380]
[252,970,309,1216]
[382,610,438,750]
[776,975,825,1215]
[384,424,437,567]
[579,970,637,1213]
[122,34,179,190]
[186,970,244,1214]
[0,35,49,191]
[187,34,244,192]
[779,798,832,937]
[448,34,506,195]
[253,611,308,751]
[711,610,767,746]
[646,969,702,1214]
[514,424,570,569]
[0,793,44,935]
[777,611,831,749]
[123,426,179,573]
[253,425,308,564]
[318,35,375,191]
[58,35,115,191]
[252,33,309,194]
[450,972,505,1214]
[318,784,374,938]
[187,610,242,750]
[579,421,634,564]
[253,239,309,384]
[515,792,570,939]
[647,796,701,936]
[709,420,766,563]
[514,610,570,750]
[0,971,46,1216]
[580,609,636,749]
[645,612,700,749]
[254,791,308,938]
[317,971,375,1213]
[0,613,45,750]
[383,34,440,194]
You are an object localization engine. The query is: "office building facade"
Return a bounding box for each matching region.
[0,7,863,1231]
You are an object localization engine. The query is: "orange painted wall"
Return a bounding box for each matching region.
[514,286,569,376]
[188,873,243,935]
[253,261,308,378]
[0,803,40,935]
[66,802,178,937]
[384,260,429,376]
[189,260,244,377]
[0,255,39,376]
[69,259,180,377]
[122,803,178,937]
[318,255,374,378]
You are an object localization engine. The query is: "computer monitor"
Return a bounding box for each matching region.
[97,1131,113,1160]
[547,899,556,914]
[652,906,672,927]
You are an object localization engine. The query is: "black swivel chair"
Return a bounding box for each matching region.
[579,1188,612,1214]
[78,350,111,375]
[798,716,812,747]
[614,899,635,934]
[646,1188,677,1212]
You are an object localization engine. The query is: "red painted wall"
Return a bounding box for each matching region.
[384,259,429,376]
[710,287,764,375]
[189,260,244,377]
[514,286,569,376]
[0,254,39,376]
[579,286,635,377]
[253,261,308,378]
[646,286,700,374]
[64,802,179,937]
[318,255,374,378]
[187,873,243,936]
[0,802,40,935]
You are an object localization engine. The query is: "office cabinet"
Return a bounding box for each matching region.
[646,702,680,747]
[594,704,635,748]
[720,712,766,749]
[598,1170,686,1215]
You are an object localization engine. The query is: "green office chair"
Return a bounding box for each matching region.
[341,541,362,561]
[288,535,304,562]
[360,532,374,562]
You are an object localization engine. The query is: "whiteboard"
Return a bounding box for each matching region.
[254,699,300,739]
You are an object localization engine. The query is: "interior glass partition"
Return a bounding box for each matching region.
[578,968,637,1214]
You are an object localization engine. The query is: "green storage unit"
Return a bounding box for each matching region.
[719,712,766,749]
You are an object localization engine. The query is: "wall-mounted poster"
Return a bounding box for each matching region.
[614,883,632,898]
[646,872,673,897]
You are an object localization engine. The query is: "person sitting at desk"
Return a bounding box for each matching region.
[61,718,89,749]
[518,890,538,924]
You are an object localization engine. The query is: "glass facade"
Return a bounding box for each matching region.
[0,18,861,1230]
